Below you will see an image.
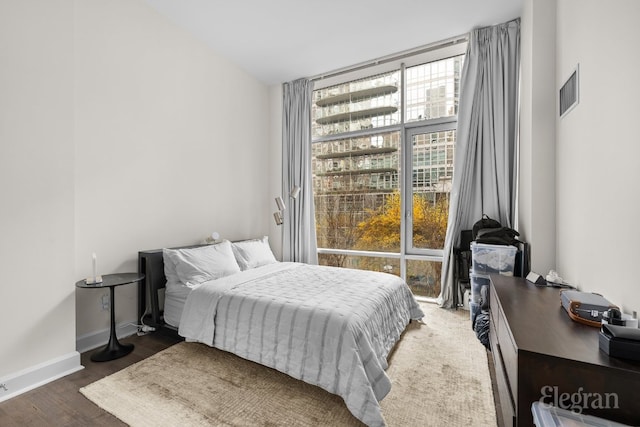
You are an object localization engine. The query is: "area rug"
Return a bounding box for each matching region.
[80,303,496,426]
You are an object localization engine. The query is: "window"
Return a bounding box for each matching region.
[312,48,465,299]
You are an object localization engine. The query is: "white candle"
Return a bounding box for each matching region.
[92,253,97,280]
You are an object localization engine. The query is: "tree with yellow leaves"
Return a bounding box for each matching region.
[354,191,448,297]
[356,191,449,252]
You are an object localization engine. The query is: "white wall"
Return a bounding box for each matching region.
[1,0,271,391]
[555,0,640,314]
[73,0,271,337]
[521,0,640,315]
[268,84,284,259]
[519,0,557,275]
[0,0,77,378]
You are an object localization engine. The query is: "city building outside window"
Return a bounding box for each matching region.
[311,46,465,299]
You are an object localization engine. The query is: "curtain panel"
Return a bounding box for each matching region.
[282,78,318,264]
[439,19,521,308]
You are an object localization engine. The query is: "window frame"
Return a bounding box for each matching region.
[403,118,458,258]
[312,41,467,299]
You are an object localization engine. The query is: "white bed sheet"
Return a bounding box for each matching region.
[178,262,424,427]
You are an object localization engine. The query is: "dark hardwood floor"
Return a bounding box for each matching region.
[0,331,182,426]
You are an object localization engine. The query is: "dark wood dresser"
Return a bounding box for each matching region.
[489,275,640,427]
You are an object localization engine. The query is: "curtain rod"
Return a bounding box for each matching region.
[309,33,468,82]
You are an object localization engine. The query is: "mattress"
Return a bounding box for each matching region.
[163,283,191,328]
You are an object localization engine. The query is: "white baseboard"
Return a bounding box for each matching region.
[0,352,83,403]
[75,322,139,354]
[0,323,140,403]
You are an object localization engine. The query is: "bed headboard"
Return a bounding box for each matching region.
[138,244,207,331]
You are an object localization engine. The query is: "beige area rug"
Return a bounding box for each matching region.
[80,304,496,426]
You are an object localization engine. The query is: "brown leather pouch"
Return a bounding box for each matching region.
[560,290,618,327]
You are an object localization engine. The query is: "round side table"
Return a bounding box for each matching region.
[76,273,145,362]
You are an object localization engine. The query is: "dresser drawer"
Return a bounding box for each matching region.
[490,278,518,426]
[490,318,516,427]
[496,306,518,400]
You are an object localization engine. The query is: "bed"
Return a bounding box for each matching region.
[138,238,424,427]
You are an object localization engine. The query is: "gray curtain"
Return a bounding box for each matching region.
[439,19,521,308]
[282,78,318,264]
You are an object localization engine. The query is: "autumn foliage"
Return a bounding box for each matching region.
[356,191,449,251]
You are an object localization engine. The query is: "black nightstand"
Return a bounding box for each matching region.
[76,273,145,362]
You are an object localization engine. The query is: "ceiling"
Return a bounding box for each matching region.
[144,0,523,85]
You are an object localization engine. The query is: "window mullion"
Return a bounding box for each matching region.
[399,62,407,282]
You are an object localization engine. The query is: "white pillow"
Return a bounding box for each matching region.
[232,236,277,270]
[162,248,183,292]
[163,241,241,287]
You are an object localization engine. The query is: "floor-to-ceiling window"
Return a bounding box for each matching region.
[311,41,465,299]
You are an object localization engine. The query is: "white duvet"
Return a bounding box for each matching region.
[178,262,424,427]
